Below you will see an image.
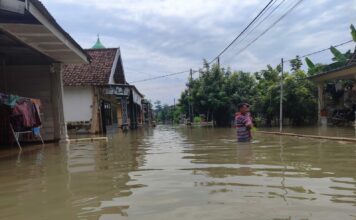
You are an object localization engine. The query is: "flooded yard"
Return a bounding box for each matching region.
[0,126,356,219]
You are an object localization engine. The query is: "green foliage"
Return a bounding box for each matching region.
[351,24,356,42]
[290,56,302,72]
[305,24,356,76]
[178,61,318,126]
[194,116,202,123]
[283,70,318,125]
[154,101,184,124]
[154,103,173,124]
[305,57,328,76]
[176,24,354,126]
[305,57,315,69]
[330,46,347,64]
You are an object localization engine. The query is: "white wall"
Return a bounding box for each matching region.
[63,86,93,122]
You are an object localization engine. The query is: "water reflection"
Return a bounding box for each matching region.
[0,126,355,219]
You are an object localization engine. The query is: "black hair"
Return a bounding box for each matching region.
[238,103,250,110]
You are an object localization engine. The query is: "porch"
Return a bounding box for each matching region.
[309,64,356,126]
[0,0,89,146]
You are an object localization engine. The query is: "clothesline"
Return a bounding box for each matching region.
[0,93,41,108]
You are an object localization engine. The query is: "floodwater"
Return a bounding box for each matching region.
[0,126,356,220]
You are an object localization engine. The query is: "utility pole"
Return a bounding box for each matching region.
[217,56,220,69]
[280,58,284,133]
[173,98,175,125]
[189,68,193,124]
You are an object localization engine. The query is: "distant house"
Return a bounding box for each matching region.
[62,39,146,133]
[309,48,356,126]
[0,0,89,144]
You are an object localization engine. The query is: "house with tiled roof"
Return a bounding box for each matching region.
[62,39,145,133]
[0,0,89,145]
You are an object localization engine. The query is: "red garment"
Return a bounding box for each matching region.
[12,99,36,128]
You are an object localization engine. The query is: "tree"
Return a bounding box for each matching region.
[290,55,302,72]
[305,57,327,76]
[351,24,356,42]
[283,70,318,125]
[253,65,282,126]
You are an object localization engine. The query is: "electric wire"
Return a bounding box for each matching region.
[129,70,191,83]
[128,0,351,86]
[221,0,287,65]
[231,0,304,58]
[284,39,354,63]
[128,0,290,84]
[208,0,275,64]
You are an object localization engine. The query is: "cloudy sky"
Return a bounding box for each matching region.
[42,0,356,104]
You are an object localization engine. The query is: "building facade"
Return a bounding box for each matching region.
[0,0,89,144]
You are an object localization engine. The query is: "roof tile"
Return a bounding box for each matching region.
[63,48,118,86]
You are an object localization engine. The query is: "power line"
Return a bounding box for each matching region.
[233,0,304,58]
[127,0,292,84]
[284,39,354,63]
[125,68,156,77]
[127,0,315,85]
[221,0,287,65]
[129,70,191,83]
[208,0,275,64]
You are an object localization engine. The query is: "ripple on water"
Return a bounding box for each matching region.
[0,126,356,219]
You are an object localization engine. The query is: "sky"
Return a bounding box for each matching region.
[41,0,356,104]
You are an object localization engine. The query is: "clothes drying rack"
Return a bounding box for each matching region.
[9,122,44,150]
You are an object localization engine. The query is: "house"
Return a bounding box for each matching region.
[142,99,154,126]
[0,0,89,144]
[62,39,146,133]
[128,85,145,129]
[309,49,356,126]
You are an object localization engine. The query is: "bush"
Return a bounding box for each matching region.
[194,116,202,123]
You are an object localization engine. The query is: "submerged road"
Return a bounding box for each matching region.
[0,126,356,219]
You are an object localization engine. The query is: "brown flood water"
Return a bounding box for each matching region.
[0,126,356,220]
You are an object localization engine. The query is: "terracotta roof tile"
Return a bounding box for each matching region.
[63,48,118,86]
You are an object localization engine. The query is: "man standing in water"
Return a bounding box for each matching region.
[235,103,253,142]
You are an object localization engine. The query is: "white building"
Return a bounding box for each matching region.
[62,47,132,133]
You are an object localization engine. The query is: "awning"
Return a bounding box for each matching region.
[308,64,356,83]
[131,88,143,107]
[0,0,89,64]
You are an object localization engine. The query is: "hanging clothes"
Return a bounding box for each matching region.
[8,95,21,108]
[0,93,42,145]
[12,99,35,128]
[11,99,42,131]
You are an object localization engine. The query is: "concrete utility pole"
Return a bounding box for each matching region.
[173,98,175,125]
[280,58,284,133]
[217,56,220,69]
[189,68,193,124]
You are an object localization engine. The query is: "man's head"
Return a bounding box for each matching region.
[238,103,250,114]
